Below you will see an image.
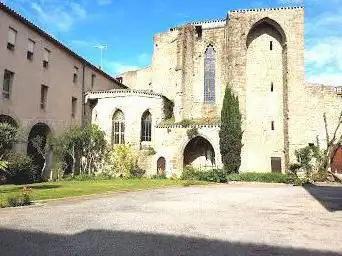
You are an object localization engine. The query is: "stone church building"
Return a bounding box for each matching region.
[87,6,342,176]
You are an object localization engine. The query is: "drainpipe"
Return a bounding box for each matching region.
[81,62,86,127]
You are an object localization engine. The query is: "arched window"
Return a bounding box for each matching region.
[141,111,152,142]
[112,110,125,145]
[204,45,216,103]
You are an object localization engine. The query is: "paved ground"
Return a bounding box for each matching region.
[0,183,342,256]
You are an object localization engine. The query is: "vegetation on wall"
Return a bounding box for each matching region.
[186,127,199,139]
[219,86,243,174]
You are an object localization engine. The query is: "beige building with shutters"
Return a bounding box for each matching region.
[0,3,125,175]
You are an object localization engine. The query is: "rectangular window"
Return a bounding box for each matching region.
[7,27,17,51]
[271,82,274,92]
[91,74,96,88]
[43,48,50,68]
[3,70,14,99]
[71,97,77,118]
[27,39,35,61]
[271,157,282,173]
[73,66,79,83]
[271,121,275,131]
[270,41,273,51]
[40,85,48,110]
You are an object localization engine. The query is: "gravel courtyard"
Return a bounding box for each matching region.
[0,183,342,255]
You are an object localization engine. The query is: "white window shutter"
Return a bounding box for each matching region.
[43,49,49,61]
[28,40,35,52]
[8,28,16,44]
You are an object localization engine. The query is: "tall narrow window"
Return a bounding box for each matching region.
[3,70,14,99]
[112,110,125,145]
[43,48,50,68]
[270,41,273,51]
[91,74,96,89]
[204,45,216,103]
[40,85,48,110]
[7,27,17,51]
[73,66,79,83]
[27,39,35,61]
[271,121,275,131]
[271,82,274,92]
[71,97,77,118]
[141,111,152,142]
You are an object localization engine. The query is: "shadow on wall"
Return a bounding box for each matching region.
[0,228,341,256]
[304,184,342,212]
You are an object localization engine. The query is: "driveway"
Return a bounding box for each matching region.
[0,183,342,255]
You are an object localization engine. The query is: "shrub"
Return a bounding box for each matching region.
[311,171,328,182]
[181,166,227,183]
[219,86,243,174]
[106,144,137,178]
[4,152,35,184]
[6,187,32,207]
[226,172,293,184]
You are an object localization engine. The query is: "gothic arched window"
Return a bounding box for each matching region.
[204,45,216,103]
[141,110,152,142]
[112,110,125,145]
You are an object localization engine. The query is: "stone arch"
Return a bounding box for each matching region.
[246,17,287,48]
[244,16,288,172]
[27,123,51,180]
[183,136,215,169]
[157,157,166,176]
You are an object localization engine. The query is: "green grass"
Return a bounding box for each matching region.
[0,179,208,206]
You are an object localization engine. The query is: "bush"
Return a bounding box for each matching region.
[5,187,32,207]
[106,144,138,178]
[226,172,292,184]
[311,171,328,182]
[181,166,227,183]
[4,152,35,184]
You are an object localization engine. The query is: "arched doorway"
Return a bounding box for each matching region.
[27,123,51,181]
[183,136,215,169]
[157,157,166,176]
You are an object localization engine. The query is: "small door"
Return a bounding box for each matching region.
[271,157,282,173]
[157,157,166,176]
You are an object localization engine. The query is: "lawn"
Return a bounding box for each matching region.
[0,179,208,206]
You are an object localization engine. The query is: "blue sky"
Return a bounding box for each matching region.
[2,0,342,86]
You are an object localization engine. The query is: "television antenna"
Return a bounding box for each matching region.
[94,44,107,69]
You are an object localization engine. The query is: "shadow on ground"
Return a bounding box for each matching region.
[304,184,342,212]
[0,228,340,256]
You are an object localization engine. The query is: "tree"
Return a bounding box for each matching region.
[323,111,342,172]
[0,122,18,157]
[53,124,108,175]
[219,86,243,174]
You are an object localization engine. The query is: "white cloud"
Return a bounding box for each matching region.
[305,37,342,70]
[305,37,342,86]
[306,73,342,87]
[105,62,140,76]
[30,1,87,32]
